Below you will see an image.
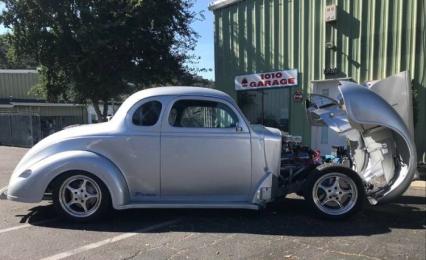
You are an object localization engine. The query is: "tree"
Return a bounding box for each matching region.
[0,33,37,69]
[0,34,9,68]
[0,0,198,121]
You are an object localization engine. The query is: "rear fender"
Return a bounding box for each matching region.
[7,150,130,209]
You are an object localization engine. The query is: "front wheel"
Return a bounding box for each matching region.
[305,166,365,220]
[52,172,111,222]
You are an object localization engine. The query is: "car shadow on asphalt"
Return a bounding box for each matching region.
[16,193,426,237]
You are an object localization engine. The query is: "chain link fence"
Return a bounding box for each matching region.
[0,113,84,147]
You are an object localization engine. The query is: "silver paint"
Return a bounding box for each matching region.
[5,87,281,209]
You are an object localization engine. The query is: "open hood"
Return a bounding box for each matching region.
[306,74,417,203]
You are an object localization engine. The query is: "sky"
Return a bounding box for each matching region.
[0,3,5,33]
[0,1,215,80]
[189,0,215,80]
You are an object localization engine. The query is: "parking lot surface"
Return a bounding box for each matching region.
[0,146,425,260]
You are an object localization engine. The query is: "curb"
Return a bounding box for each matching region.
[410,181,426,189]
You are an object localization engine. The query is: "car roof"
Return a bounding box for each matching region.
[111,86,237,125]
[122,86,235,106]
[131,86,231,100]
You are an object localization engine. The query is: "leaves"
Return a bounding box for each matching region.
[0,34,37,69]
[0,0,199,121]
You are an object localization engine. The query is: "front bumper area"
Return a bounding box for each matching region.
[0,186,8,200]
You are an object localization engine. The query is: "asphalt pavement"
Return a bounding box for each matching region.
[0,146,425,260]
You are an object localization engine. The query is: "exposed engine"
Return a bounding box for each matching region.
[278,133,319,194]
[279,133,354,195]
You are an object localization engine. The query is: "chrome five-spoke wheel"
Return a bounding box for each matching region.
[312,172,358,216]
[305,166,364,219]
[53,173,110,221]
[59,175,102,218]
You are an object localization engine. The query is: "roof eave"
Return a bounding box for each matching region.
[208,0,244,11]
[10,102,85,107]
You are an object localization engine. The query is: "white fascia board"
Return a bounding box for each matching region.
[10,102,85,107]
[310,77,353,83]
[208,0,244,11]
[0,69,38,74]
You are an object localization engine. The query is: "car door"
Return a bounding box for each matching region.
[160,96,252,202]
[120,97,164,202]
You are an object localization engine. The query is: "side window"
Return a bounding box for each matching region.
[132,101,162,126]
[169,100,238,128]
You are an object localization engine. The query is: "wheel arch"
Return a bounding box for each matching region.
[10,150,130,209]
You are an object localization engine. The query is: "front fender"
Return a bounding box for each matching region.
[339,83,417,202]
[306,82,417,203]
[7,150,130,209]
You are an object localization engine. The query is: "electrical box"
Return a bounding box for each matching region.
[325,4,337,22]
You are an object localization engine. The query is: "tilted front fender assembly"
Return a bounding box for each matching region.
[339,83,417,203]
[7,150,130,209]
[306,81,417,203]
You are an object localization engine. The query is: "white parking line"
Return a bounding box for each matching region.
[41,219,181,260]
[0,185,7,193]
[0,219,57,235]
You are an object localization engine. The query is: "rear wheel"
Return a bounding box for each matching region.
[52,172,111,222]
[305,166,365,220]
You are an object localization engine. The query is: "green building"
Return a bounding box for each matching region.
[0,70,87,147]
[210,0,425,160]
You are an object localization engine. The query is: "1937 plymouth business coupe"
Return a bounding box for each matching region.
[0,82,417,221]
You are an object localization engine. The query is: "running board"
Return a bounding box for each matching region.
[115,202,260,210]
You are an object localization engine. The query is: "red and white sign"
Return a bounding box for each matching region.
[293,89,303,102]
[235,69,298,91]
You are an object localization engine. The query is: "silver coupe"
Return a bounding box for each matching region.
[1,79,417,221]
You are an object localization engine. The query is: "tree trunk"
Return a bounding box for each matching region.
[92,99,106,122]
[102,101,109,120]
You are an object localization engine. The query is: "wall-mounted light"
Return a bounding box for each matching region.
[325,42,335,49]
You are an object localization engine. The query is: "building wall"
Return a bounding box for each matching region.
[213,0,426,159]
[0,70,88,147]
[0,105,87,147]
[0,70,42,99]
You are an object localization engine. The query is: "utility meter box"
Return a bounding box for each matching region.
[325,4,337,22]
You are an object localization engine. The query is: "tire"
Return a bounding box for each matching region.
[304,166,365,220]
[52,172,111,222]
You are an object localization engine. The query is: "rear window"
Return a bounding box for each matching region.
[132,101,162,126]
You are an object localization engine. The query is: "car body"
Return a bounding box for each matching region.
[1,76,417,220]
[5,87,282,210]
